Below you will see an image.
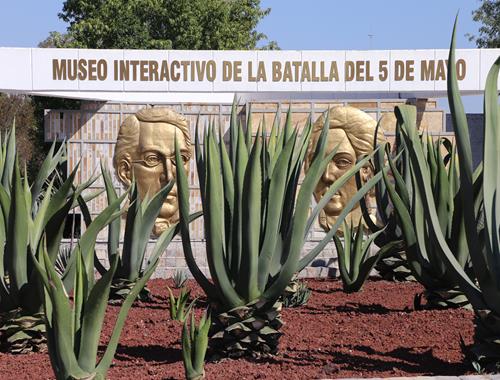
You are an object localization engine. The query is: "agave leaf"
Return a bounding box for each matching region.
[35,242,91,379]
[192,312,210,376]
[447,17,484,284]
[231,120,249,277]
[175,136,219,301]
[2,124,16,194]
[62,192,127,291]
[238,129,262,302]
[31,141,66,208]
[205,128,242,309]
[95,230,169,375]
[77,255,118,372]
[257,132,298,290]
[101,161,120,259]
[182,317,194,375]
[6,156,29,297]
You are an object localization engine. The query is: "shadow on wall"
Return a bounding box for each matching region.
[446,113,484,168]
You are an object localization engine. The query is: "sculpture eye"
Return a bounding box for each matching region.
[170,154,189,166]
[335,158,352,168]
[144,153,162,167]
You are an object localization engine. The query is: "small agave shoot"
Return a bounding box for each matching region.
[334,219,398,293]
[282,279,311,308]
[173,268,189,289]
[176,103,381,357]
[404,18,500,371]
[0,124,96,354]
[32,179,179,380]
[182,310,211,380]
[168,286,197,322]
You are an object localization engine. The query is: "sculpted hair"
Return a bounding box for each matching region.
[113,107,192,174]
[309,106,385,160]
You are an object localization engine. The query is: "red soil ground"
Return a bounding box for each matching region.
[0,279,475,379]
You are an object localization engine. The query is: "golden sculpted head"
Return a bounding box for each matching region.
[113,107,191,236]
[306,106,385,232]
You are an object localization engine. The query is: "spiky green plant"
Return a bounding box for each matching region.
[282,279,311,308]
[86,163,179,303]
[168,286,197,322]
[182,310,211,380]
[0,124,99,353]
[357,125,413,282]
[334,219,399,293]
[31,182,179,380]
[173,269,189,289]
[380,94,476,309]
[176,103,381,357]
[385,107,473,310]
[401,18,500,371]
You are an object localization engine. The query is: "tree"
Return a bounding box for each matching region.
[42,0,278,50]
[470,0,500,48]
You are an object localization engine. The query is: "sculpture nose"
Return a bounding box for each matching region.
[322,162,336,184]
[160,159,174,185]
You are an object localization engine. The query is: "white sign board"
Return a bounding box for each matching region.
[0,47,498,102]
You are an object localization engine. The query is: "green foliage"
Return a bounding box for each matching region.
[177,104,379,312]
[173,269,189,289]
[32,188,178,379]
[176,102,380,356]
[44,0,277,50]
[282,279,311,308]
[86,164,178,302]
[382,103,473,308]
[412,18,500,370]
[470,0,500,48]
[168,286,196,323]
[357,124,412,282]
[0,125,83,316]
[334,219,398,293]
[182,310,211,380]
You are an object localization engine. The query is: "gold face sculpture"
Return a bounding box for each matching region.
[113,107,191,236]
[305,106,386,232]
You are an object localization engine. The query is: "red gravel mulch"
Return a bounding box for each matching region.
[0,279,475,379]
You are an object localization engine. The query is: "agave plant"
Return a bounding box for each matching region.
[404,18,500,371]
[282,279,311,308]
[83,163,175,303]
[176,103,381,357]
[168,286,197,322]
[381,98,476,309]
[173,268,189,289]
[182,310,211,380]
[31,180,179,380]
[0,125,99,353]
[334,219,399,293]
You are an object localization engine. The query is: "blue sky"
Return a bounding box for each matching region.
[0,1,482,49]
[0,0,488,111]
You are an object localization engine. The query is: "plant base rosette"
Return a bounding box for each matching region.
[210,300,283,359]
[469,310,500,372]
[375,250,415,282]
[414,287,470,310]
[0,310,46,354]
[108,278,151,304]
